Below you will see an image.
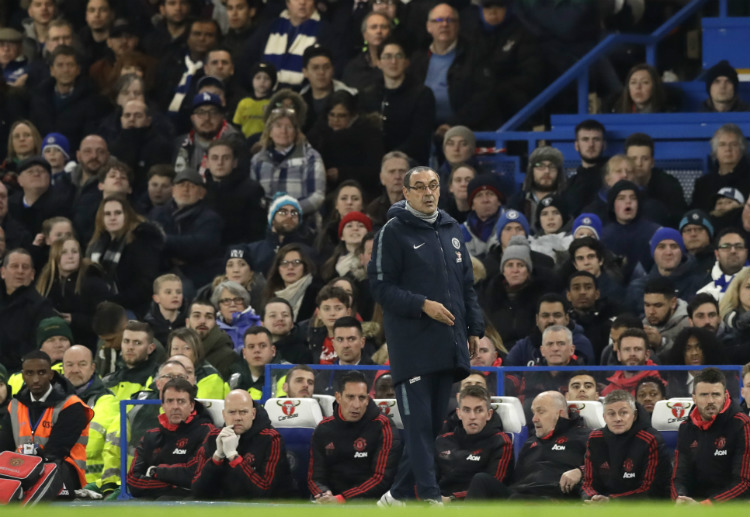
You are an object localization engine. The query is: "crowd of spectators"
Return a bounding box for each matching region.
[0,0,749,505]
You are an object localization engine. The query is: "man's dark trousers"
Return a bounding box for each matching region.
[390,371,454,500]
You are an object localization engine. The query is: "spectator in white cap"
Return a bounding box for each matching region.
[692,124,749,212]
[711,186,745,218]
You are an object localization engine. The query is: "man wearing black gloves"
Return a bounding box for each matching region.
[582,390,671,501]
[671,367,750,504]
[308,371,401,503]
[127,378,213,499]
[435,385,514,501]
[192,389,292,499]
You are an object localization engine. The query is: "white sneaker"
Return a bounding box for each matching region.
[378,490,406,507]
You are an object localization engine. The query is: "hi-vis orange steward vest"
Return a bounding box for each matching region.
[9,395,94,487]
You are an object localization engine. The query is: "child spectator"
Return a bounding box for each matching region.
[144,273,187,346]
[320,211,372,282]
[530,195,573,263]
[97,158,133,198]
[305,285,352,364]
[135,164,175,216]
[233,62,277,138]
[41,132,72,185]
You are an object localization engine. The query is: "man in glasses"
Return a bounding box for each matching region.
[174,92,241,176]
[679,209,716,275]
[507,145,566,230]
[411,3,495,136]
[697,228,748,301]
[247,193,316,276]
[369,166,483,506]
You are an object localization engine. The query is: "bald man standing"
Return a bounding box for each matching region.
[192,390,292,499]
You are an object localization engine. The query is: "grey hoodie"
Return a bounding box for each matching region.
[646,298,689,361]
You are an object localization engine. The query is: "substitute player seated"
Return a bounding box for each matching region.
[436,385,514,501]
[308,371,402,503]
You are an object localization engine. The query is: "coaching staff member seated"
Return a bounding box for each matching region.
[582,390,671,501]
[672,367,750,504]
[470,390,589,499]
[127,378,213,498]
[308,370,402,503]
[192,389,292,499]
[436,385,514,501]
[368,165,484,505]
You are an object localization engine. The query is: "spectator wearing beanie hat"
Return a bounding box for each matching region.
[226,244,266,303]
[679,209,715,273]
[692,125,750,213]
[482,208,556,280]
[42,132,71,183]
[572,213,603,239]
[338,211,373,239]
[320,211,373,281]
[508,145,566,231]
[459,174,506,258]
[500,235,533,274]
[625,226,708,314]
[480,235,557,349]
[268,192,303,231]
[36,316,74,361]
[439,126,479,186]
[5,316,71,395]
[247,192,316,277]
[530,195,573,263]
[702,60,750,113]
[495,209,530,246]
[601,179,660,281]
